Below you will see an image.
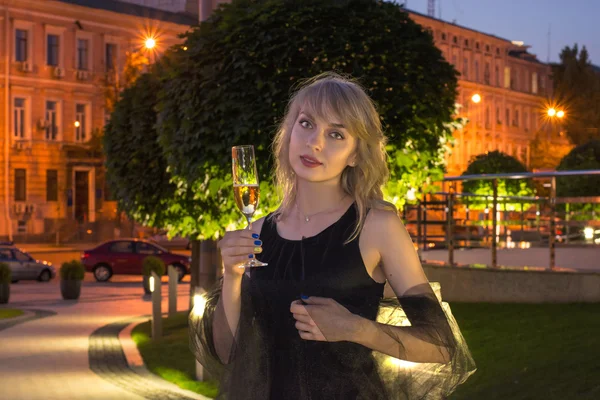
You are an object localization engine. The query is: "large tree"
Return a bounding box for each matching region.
[153,0,460,239]
[552,44,600,146]
[556,139,600,198]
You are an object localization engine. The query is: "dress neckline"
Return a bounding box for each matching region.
[273,202,356,244]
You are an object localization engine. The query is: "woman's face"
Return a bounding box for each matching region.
[288,108,357,184]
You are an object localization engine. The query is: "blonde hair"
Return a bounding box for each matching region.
[272,72,395,242]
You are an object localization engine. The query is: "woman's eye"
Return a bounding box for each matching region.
[299,120,312,129]
[330,132,344,140]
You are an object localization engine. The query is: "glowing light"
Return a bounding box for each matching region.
[183,46,188,51]
[74,121,80,128]
[192,293,207,318]
[145,37,156,49]
[484,208,489,214]
[406,188,416,201]
[536,211,540,216]
[547,108,556,117]
[556,110,565,118]
[471,93,481,103]
[584,227,594,240]
[387,357,417,369]
[149,276,155,293]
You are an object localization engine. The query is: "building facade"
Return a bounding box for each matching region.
[0,0,195,240]
[409,11,569,176]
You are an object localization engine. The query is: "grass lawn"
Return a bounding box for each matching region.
[133,304,600,399]
[449,303,600,400]
[0,308,24,319]
[132,312,219,398]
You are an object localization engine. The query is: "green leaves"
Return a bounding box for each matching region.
[106,0,459,239]
[462,151,535,211]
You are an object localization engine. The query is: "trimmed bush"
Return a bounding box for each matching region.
[60,260,85,281]
[143,256,165,277]
[0,262,11,284]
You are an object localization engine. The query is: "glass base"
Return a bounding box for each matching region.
[238,260,268,268]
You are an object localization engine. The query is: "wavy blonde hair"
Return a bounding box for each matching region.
[272,72,395,242]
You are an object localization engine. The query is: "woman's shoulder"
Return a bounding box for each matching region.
[252,213,277,237]
[362,206,405,246]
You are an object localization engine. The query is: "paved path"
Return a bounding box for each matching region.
[0,277,205,400]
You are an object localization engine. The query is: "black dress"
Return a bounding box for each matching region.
[190,204,476,400]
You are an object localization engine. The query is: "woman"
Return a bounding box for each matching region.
[191,73,475,399]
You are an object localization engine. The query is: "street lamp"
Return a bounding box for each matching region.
[556,110,565,119]
[145,37,156,50]
[547,107,556,117]
[471,93,481,103]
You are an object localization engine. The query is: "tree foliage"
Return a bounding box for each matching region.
[461,151,534,210]
[552,45,600,146]
[556,139,600,197]
[107,0,460,239]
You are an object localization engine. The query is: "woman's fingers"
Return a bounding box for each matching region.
[293,313,314,325]
[295,321,314,332]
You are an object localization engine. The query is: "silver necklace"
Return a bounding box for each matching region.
[295,196,348,223]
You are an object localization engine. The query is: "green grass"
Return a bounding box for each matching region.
[449,303,600,400]
[131,312,219,398]
[0,309,24,319]
[133,305,600,400]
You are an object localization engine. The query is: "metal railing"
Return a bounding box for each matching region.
[407,170,600,270]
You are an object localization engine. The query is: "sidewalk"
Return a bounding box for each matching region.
[0,280,206,400]
[13,242,98,254]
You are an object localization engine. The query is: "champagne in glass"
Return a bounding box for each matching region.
[232,145,267,268]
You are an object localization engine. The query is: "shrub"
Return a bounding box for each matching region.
[60,260,86,280]
[142,256,165,277]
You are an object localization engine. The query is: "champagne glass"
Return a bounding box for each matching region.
[232,145,268,268]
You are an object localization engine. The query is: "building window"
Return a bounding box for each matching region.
[15,29,28,62]
[495,65,500,86]
[486,44,490,52]
[496,107,501,124]
[441,32,447,41]
[504,66,511,88]
[512,69,518,90]
[464,39,469,47]
[484,62,490,85]
[47,34,60,66]
[75,103,88,142]
[46,170,58,201]
[453,36,458,44]
[463,57,469,79]
[14,169,26,201]
[485,106,490,129]
[474,60,480,82]
[505,108,510,126]
[496,48,501,55]
[476,42,480,50]
[13,98,26,139]
[514,110,519,127]
[77,39,89,70]
[105,43,117,72]
[524,111,529,130]
[45,100,59,140]
[531,72,538,94]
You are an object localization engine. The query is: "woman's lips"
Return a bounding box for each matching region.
[300,155,322,168]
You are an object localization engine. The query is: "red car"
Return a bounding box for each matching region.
[81,239,190,282]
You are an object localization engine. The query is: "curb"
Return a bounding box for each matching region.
[90,315,210,400]
[0,308,57,332]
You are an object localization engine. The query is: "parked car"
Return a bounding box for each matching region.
[0,245,56,283]
[81,239,191,282]
[148,231,191,250]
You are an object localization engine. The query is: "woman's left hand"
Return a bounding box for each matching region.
[290,297,364,342]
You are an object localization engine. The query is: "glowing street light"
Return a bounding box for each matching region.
[547,108,556,117]
[74,121,80,128]
[471,93,481,103]
[145,37,156,50]
[556,110,565,119]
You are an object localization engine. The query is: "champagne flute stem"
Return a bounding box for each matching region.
[246,216,253,230]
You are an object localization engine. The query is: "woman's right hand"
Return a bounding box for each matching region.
[218,229,262,278]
